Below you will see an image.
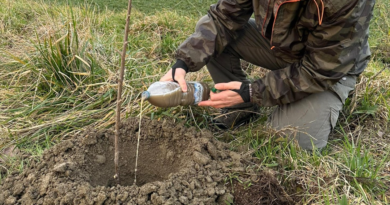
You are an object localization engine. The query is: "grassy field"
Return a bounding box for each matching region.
[0,0,389,203]
[40,0,216,16]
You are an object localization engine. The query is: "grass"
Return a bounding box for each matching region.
[39,0,216,16]
[1,0,389,203]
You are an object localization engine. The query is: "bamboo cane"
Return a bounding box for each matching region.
[115,0,133,183]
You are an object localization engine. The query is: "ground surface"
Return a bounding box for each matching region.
[0,118,293,205]
[0,0,389,203]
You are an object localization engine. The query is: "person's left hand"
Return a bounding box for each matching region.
[198,81,243,108]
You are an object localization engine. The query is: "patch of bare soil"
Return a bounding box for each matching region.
[0,118,293,205]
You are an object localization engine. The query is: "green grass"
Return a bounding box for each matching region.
[39,0,216,16]
[1,0,390,203]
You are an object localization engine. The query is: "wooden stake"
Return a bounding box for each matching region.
[115,0,133,183]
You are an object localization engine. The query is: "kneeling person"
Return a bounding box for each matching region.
[160,0,375,150]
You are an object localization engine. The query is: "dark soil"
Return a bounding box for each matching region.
[0,118,293,205]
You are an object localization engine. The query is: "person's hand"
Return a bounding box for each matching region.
[198,82,244,108]
[159,68,187,92]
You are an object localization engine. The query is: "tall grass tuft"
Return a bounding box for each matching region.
[33,10,102,93]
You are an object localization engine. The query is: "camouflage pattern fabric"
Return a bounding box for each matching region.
[175,0,375,107]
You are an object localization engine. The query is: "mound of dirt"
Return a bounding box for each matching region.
[0,118,293,205]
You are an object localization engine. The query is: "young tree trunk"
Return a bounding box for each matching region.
[115,0,133,183]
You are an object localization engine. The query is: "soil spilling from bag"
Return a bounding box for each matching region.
[0,118,293,205]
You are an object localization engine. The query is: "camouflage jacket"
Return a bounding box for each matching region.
[175,0,375,106]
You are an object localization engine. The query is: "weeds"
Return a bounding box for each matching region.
[231,122,389,204]
[370,0,390,63]
[34,19,100,92]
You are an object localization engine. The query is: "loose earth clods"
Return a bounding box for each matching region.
[0,118,293,205]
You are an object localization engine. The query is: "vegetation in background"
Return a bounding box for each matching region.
[0,0,389,203]
[40,0,216,16]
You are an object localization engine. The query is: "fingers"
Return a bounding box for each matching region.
[215,81,242,90]
[159,68,187,92]
[198,100,227,108]
[177,78,187,92]
[198,90,244,108]
[175,68,187,92]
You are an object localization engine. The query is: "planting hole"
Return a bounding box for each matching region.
[83,136,187,187]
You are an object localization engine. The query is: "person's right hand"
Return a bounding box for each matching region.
[160,68,187,92]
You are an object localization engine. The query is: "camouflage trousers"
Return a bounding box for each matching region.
[206,18,357,150]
